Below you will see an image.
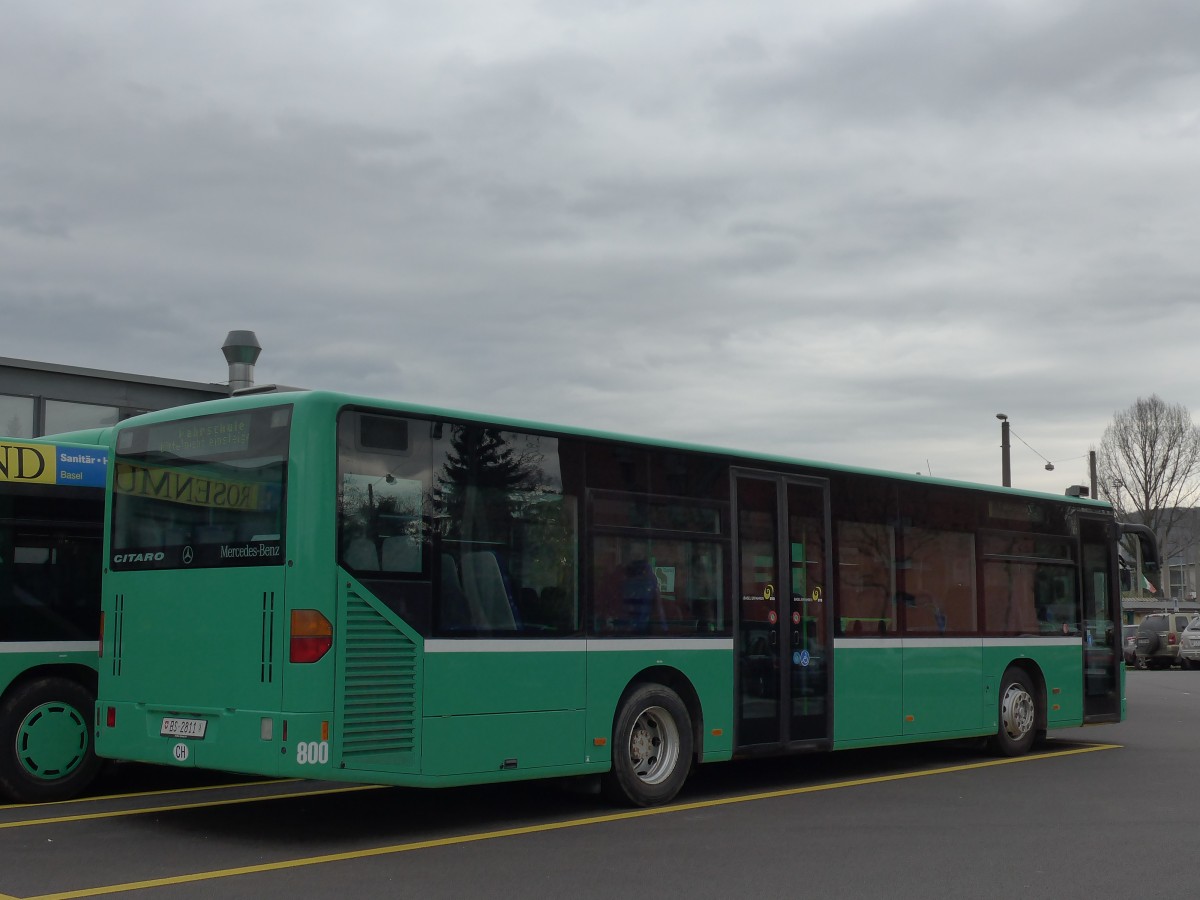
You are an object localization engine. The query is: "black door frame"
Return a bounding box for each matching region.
[732,468,834,752]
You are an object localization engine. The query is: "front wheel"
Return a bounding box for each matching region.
[989,667,1037,757]
[0,678,101,803]
[602,683,693,807]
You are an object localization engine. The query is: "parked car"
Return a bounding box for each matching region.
[1134,613,1198,669]
[1122,624,1139,667]
[1179,617,1200,670]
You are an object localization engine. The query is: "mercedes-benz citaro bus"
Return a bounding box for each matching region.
[94,390,1156,807]
[1,435,108,802]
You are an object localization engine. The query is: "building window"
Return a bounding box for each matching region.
[44,400,119,434]
[0,395,35,438]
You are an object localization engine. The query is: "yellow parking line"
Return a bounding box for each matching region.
[18,744,1117,900]
[0,780,298,813]
[0,784,384,831]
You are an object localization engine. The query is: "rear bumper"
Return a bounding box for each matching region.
[95,700,336,779]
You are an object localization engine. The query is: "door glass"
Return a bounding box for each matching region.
[736,477,778,747]
[1081,518,1119,717]
[788,482,828,741]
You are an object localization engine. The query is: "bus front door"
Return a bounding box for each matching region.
[734,472,833,751]
[1081,515,1121,721]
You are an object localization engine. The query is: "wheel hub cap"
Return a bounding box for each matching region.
[16,701,89,780]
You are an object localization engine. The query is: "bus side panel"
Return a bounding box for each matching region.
[423,646,584,717]
[832,641,902,743]
[902,641,982,736]
[0,651,97,696]
[983,642,1083,728]
[422,710,586,777]
[421,644,584,776]
[584,644,735,766]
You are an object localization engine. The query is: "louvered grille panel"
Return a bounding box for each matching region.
[339,592,417,758]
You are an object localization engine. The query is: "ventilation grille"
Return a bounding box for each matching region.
[260,591,275,684]
[340,592,418,759]
[110,594,124,676]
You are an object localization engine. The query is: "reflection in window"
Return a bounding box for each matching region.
[902,528,977,633]
[592,535,724,636]
[45,400,119,434]
[336,413,580,636]
[1,394,34,438]
[340,473,424,573]
[110,407,290,570]
[984,560,1077,634]
[836,521,897,635]
[982,533,1077,634]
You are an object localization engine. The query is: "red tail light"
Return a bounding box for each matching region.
[1169,633,1178,645]
[290,609,333,663]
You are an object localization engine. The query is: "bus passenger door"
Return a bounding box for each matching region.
[1081,516,1120,721]
[734,472,833,751]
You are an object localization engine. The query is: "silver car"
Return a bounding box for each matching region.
[1180,618,1200,670]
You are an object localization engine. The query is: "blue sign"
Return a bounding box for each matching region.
[56,447,108,487]
[799,649,810,667]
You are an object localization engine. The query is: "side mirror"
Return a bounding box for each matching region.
[1119,523,1160,572]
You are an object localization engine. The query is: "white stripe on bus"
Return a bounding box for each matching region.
[0,642,98,654]
[424,638,734,653]
[834,636,1082,650]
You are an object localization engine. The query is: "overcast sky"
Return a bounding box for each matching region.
[4,0,1199,494]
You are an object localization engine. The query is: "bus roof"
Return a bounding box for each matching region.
[110,388,1113,510]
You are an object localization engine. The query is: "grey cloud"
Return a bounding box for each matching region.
[712,0,1200,124]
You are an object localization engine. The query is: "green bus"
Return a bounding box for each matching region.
[1,436,108,802]
[94,391,1155,806]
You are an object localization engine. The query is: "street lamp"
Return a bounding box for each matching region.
[996,413,1010,487]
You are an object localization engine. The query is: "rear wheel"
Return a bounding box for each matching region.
[602,683,692,807]
[989,667,1037,757]
[0,678,100,803]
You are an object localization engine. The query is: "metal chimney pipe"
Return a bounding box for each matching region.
[221,330,262,394]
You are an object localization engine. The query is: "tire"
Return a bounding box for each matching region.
[602,683,693,807]
[989,667,1037,757]
[0,677,101,803]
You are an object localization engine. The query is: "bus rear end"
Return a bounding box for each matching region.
[96,401,311,777]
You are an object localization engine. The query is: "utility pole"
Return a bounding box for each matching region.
[997,414,1011,487]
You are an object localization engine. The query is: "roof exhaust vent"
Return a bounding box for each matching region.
[221,330,262,395]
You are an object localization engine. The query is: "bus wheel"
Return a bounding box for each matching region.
[989,667,1037,757]
[0,678,101,803]
[602,683,693,807]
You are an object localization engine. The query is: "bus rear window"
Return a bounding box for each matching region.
[110,406,291,570]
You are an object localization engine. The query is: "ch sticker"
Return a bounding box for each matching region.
[811,586,823,602]
[763,584,775,601]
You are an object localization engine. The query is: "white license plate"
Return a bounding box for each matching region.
[161,717,207,739]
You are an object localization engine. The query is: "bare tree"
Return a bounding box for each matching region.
[1096,395,1200,593]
